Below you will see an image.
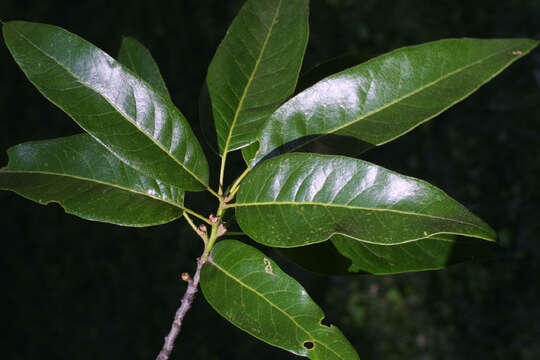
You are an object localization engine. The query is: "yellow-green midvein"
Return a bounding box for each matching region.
[12,26,217,198]
[228,201,491,233]
[219,0,282,188]
[209,259,346,360]
[1,169,212,225]
[267,41,527,157]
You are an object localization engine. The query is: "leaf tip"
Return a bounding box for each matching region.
[484,223,498,242]
[515,38,540,55]
[120,35,134,43]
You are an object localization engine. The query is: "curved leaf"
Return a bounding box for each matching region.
[0,134,184,226]
[281,51,377,158]
[234,153,496,247]
[3,21,208,190]
[279,233,497,276]
[201,240,359,360]
[207,0,309,155]
[117,36,171,100]
[295,50,372,95]
[331,233,498,275]
[248,38,539,166]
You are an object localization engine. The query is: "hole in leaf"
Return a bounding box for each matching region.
[320,317,331,327]
[303,341,314,350]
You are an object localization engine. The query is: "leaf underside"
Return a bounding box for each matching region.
[0,134,184,226]
[201,240,359,360]
[279,233,497,275]
[332,233,498,274]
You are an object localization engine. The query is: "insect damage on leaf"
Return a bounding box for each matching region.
[2,4,538,360]
[263,258,273,275]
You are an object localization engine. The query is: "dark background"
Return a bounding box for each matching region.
[1,0,539,359]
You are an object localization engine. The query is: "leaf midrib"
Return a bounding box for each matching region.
[209,259,346,360]
[264,41,525,157]
[231,201,488,233]
[0,168,185,210]
[220,0,282,156]
[333,230,494,246]
[11,24,208,188]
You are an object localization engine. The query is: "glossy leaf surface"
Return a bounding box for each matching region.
[248,38,538,166]
[235,153,496,247]
[280,51,377,158]
[207,0,309,155]
[0,135,184,226]
[201,240,359,360]
[331,233,498,275]
[294,51,371,95]
[3,21,208,190]
[117,36,171,100]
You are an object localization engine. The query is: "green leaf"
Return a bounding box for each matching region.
[207,0,309,155]
[117,36,171,100]
[295,50,371,95]
[2,21,208,191]
[331,233,498,275]
[279,233,497,276]
[247,38,539,166]
[201,240,359,360]
[277,242,353,276]
[198,83,219,156]
[241,141,259,166]
[279,228,499,275]
[0,134,184,226]
[234,153,496,247]
[283,51,377,158]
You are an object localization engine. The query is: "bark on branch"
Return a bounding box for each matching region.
[155,258,204,360]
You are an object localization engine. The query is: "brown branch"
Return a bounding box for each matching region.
[155,257,205,360]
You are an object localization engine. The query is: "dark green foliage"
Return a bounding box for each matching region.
[201,240,359,359]
[3,22,209,190]
[0,134,185,226]
[1,0,538,359]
